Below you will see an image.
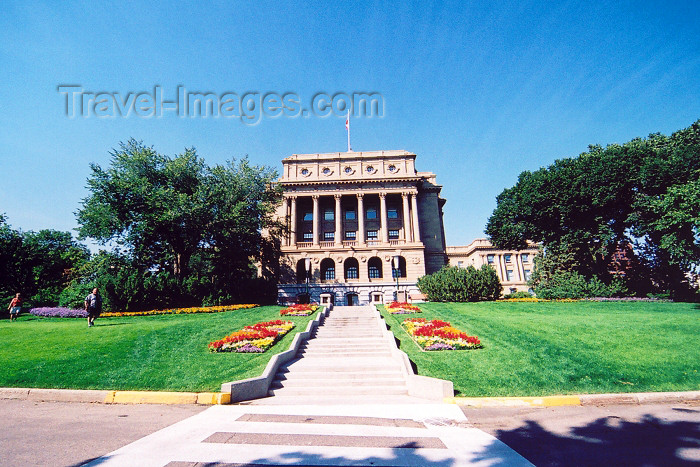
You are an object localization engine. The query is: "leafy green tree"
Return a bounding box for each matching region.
[76,140,282,308]
[486,120,700,299]
[0,215,89,306]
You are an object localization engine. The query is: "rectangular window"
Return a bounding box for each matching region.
[346,266,358,279]
[345,231,356,240]
[303,232,313,241]
[505,254,512,263]
[303,212,313,221]
[457,261,464,268]
[388,229,399,239]
[367,230,378,239]
[388,208,398,219]
[487,254,495,264]
[521,254,529,263]
[506,269,514,281]
[524,269,531,281]
[324,266,335,281]
[372,293,382,303]
[369,266,381,278]
[324,209,334,221]
[324,232,334,241]
[366,207,377,219]
[345,210,356,220]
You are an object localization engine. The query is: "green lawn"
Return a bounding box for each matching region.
[379,301,700,397]
[0,306,316,392]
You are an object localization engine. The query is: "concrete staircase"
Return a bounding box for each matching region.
[266,306,411,401]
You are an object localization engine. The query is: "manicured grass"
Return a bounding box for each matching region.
[0,306,316,392]
[379,301,700,397]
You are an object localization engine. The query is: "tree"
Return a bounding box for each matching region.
[486,120,700,299]
[0,215,89,305]
[76,139,282,307]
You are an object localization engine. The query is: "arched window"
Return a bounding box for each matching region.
[344,257,359,280]
[391,256,407,278]
[296,259,311,284]
[368,257,383,279]
[320,258,335,281]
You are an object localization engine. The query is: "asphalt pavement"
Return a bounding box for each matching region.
[1,398,698,466]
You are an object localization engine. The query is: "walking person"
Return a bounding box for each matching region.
[84,288,102,327]
[7,293,22,321]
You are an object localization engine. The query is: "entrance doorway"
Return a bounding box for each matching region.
[346,293,359,306]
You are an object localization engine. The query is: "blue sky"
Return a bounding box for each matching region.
[1,0,698,248]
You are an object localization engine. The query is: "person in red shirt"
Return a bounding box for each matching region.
[7,293,22,322]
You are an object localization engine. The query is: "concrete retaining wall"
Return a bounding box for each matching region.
[220,305,331,403]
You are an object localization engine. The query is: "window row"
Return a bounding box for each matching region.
[296,257,407,283]
[303,207,401,222]
[302,230,400,242]
[486,253,530,264]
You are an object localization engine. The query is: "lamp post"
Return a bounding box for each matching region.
[304,257,312,303]
[392,255,401,302]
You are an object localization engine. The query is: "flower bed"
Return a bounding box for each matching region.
[280,303,319,316]
[386,301,421,314]
[30,307,87,318]
[402,318,482,351]
[208,320,295,353]
[101,304,258,317]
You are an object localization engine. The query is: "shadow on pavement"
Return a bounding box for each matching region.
[474,413,700,466]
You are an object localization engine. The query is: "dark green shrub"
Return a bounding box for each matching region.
[417,265,502,302]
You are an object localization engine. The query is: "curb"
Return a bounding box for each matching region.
[0,388,231,405]
[446,390,700,408]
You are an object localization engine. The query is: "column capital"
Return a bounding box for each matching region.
[356,193,364,199]
[379,193,386,199]
[334,193,342,200]
[312,194,319,200]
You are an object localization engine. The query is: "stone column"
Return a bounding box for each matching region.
[281,197,289,246]
[516,254,525,282]
[379,193,389,243]
[289,196,297,247]
[334,194,342,246]
[401,192,411,242]
[312,195,319,246]
[410,193,421,243]
[357,193,365,246]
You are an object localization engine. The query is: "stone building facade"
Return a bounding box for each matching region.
[274,150,536,305]
[275,150,447,305]
[445,239,539,294]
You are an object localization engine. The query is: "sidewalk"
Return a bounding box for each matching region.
[83,402,534,466]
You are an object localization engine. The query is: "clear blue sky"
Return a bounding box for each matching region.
[1,0,698,248]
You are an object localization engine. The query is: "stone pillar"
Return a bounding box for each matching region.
[290,196,297,247]
[516,253,525,282]
[312,195,319,245]
[281,197,289,246]
[357,193,365,246]
[379,193,389,243]
[334,194,342,246]
[402,192,411,242]
[410,193,421,243]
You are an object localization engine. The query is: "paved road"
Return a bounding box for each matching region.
[462,401,700,466]
[0,399,206,467]
[1,399,698,466]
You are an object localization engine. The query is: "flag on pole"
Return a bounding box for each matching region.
[345,109,352,152]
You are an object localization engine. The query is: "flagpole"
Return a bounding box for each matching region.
[346,109,352,152]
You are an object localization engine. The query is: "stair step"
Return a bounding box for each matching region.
[268,385,409,397]
[275,371,404,381]
[270,378,406,389]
